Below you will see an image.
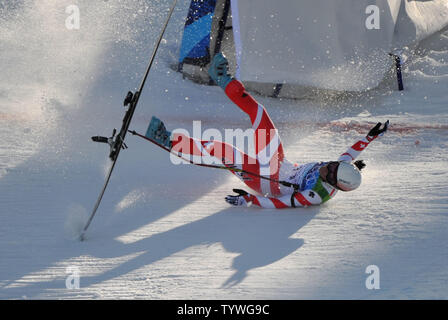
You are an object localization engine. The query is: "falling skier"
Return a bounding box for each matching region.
[144,53,389,209]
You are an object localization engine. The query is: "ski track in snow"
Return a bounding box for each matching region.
[0,1,447,299]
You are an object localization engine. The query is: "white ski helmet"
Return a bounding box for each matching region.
[336,162,362,191]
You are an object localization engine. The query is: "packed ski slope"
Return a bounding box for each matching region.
[0,0,447,299]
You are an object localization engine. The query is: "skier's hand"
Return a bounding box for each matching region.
[354,160,366,171]
[208,53,233,90]
[225,189,249,206]
[367,120,389,138]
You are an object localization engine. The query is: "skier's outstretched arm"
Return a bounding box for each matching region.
[225,188,333,209]
[338,121,389,162]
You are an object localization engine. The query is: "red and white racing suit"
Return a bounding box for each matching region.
[171,80,379,209]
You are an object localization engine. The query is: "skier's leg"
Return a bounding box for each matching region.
[225,80,284,196]
[209,54,285,196]
[225,80,273,128]
[172,132,263,194]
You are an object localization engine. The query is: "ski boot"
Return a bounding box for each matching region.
[145,116,172,149]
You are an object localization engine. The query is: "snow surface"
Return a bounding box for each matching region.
[0,0,447,299]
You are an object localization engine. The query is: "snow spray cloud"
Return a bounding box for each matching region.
[170,121,281,174]
[0,0,158,118]
[0,0,160,173]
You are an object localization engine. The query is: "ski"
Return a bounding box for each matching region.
[80,0,178,241]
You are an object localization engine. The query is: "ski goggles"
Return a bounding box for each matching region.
[325,161,340,187]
